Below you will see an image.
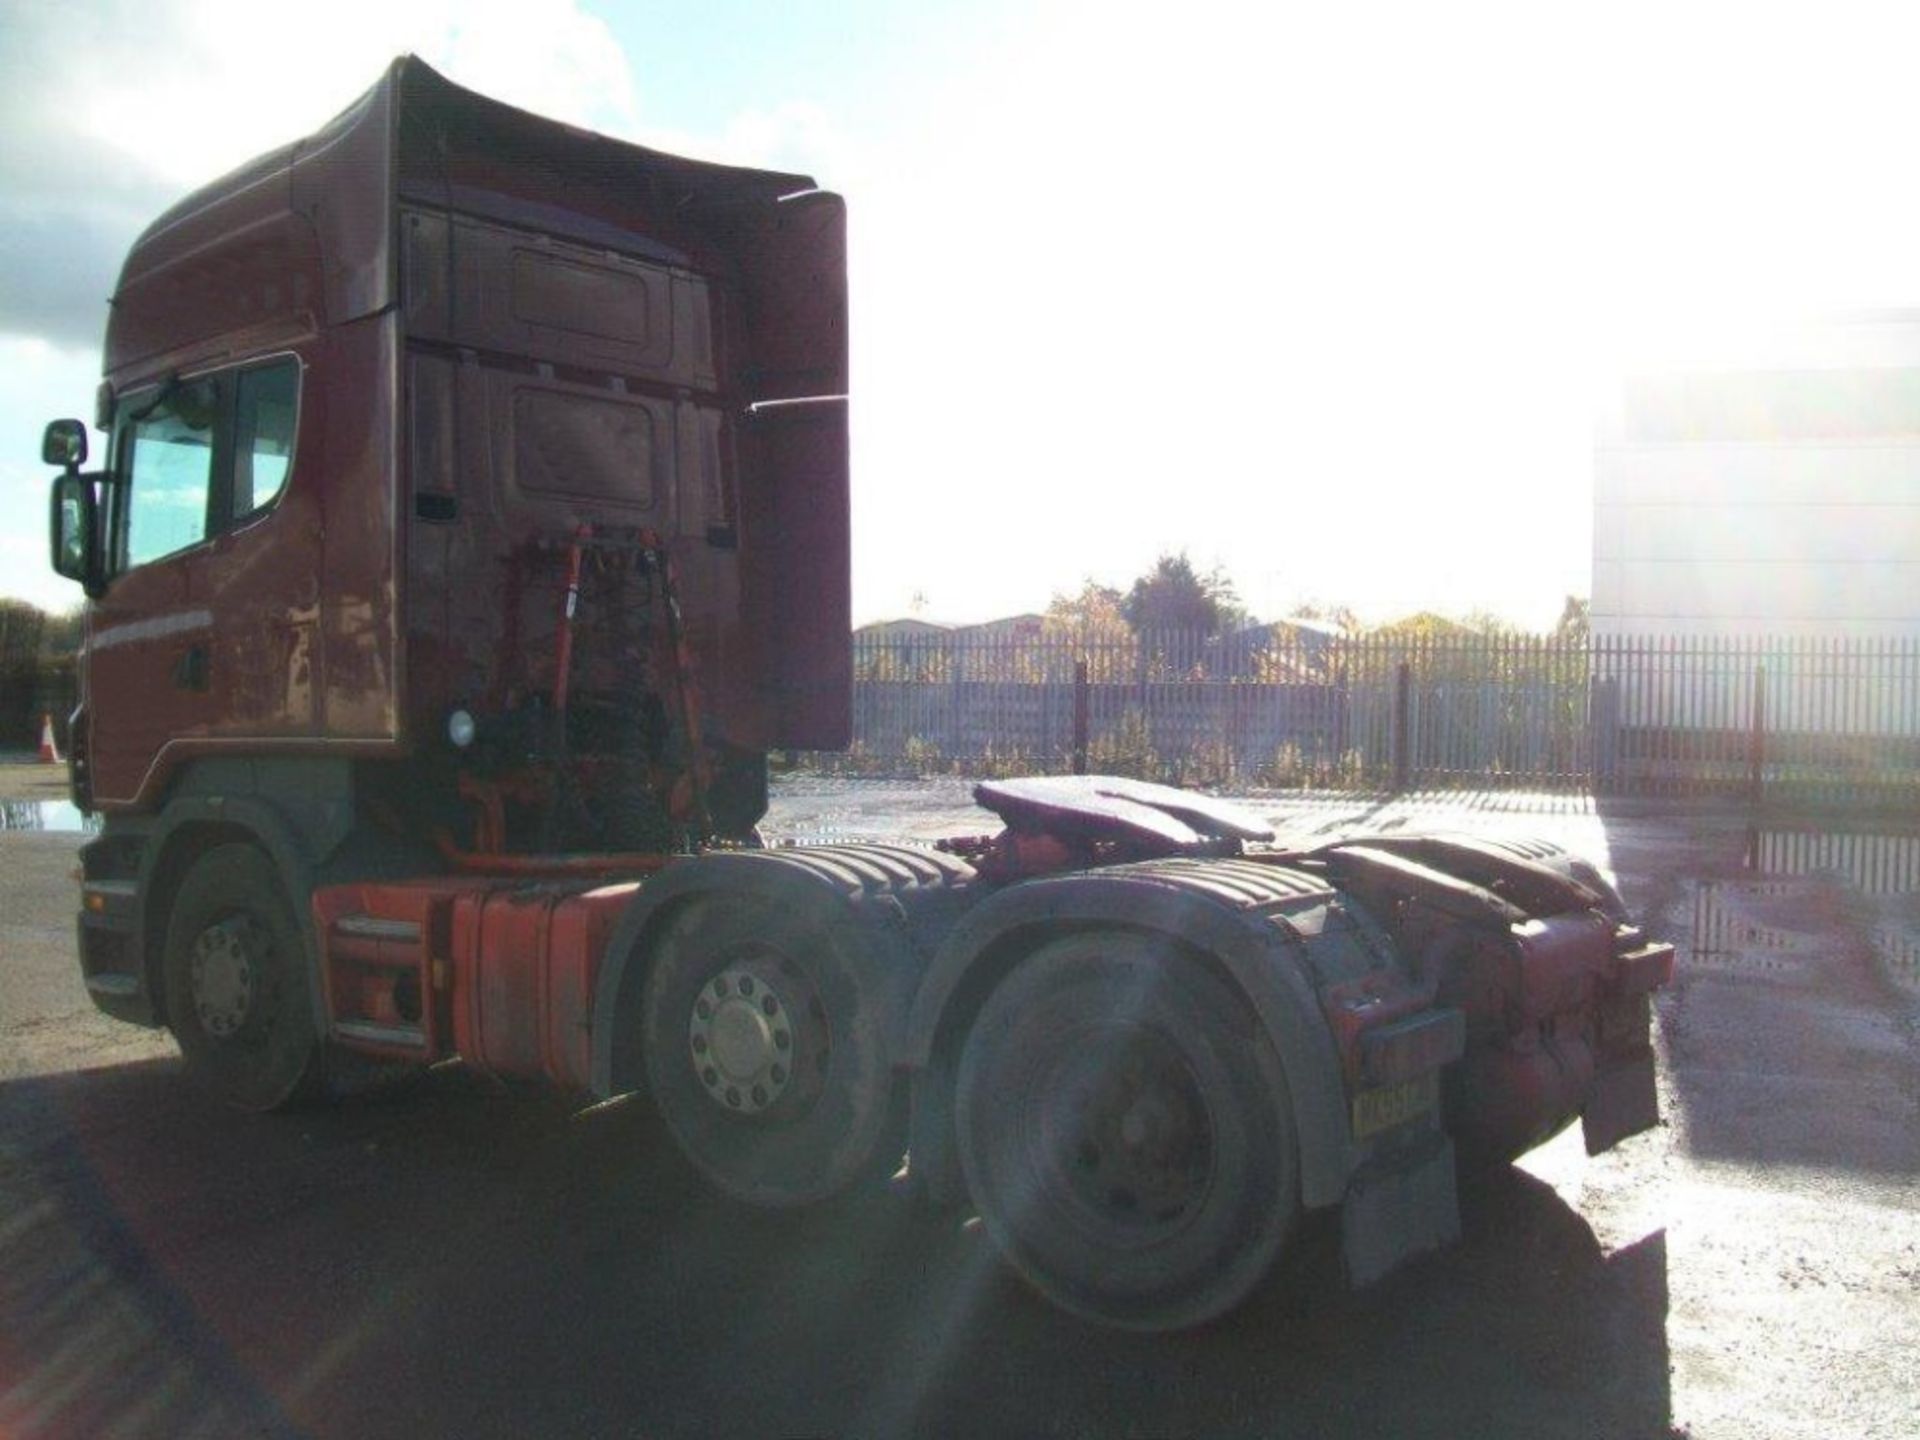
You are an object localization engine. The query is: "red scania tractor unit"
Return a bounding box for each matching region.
[42,58,1671,1331]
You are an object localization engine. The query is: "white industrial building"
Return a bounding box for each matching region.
[1594,312,1920,639]
[1592,314,1920,743]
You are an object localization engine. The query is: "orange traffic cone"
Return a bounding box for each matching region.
[38,713,61,765]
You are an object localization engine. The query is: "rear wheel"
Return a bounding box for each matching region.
[640,892,901,1207]
[955,931,1298,1331]
[162,843,322,1111]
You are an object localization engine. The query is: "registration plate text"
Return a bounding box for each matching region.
[1351,1071,1439,1139]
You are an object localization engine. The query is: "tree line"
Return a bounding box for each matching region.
[0,601,81,747]
[1043,552,1589,644]
[0,600,82,665]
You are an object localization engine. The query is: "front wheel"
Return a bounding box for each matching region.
[955,931,1299,1331]
[161,843,322,1111]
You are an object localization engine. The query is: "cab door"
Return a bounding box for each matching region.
[87,374,223,807]
[87,357,314,808]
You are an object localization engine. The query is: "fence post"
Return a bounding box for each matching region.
[1392,660,1411,794]
[1748,663,1766,808]
[1072,659,1089,775]
[950,641,964,760]
[1591,647,1619,793]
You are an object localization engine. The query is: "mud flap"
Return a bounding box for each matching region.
[1341,1128,1459,1287]
[1582,1050,1660,1155]
[1582,991,1662,1155]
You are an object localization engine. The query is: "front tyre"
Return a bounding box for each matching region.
[161,843,323,1111]
[955,931,1299,1331]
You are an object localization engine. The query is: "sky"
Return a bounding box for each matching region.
[4,0,1920,627]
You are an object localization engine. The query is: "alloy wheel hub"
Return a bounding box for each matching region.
[1056,1034,1214,1231]
[190,919,259,1040]
[688,966,800,1116]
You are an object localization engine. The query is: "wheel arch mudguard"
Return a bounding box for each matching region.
[901,868,1359,1211]
[589,845,975,1099]
[132,793,327,1028]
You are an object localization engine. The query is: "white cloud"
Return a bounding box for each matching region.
[71,0,639,189]
[0,0,639,347]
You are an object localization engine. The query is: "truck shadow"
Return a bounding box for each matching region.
[1,1059,1675,1439]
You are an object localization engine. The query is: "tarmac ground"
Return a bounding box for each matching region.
[1,761,1914,1437]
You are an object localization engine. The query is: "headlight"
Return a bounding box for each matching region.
[447,709,477,749]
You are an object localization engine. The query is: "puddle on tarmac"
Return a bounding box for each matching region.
[1747,829,1920,894]
[1692,829,1920,991]
[0,799,98,833]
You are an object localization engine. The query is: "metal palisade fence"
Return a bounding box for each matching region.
[821,627,1920,810]
[5,627,1916,809]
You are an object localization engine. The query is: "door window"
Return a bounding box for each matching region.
[123,378,219,568]
[114,356,302,572]
[233,361,299,515]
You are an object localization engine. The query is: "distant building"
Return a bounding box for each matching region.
[1594,312,1920,640]
[1188,619,1348,682]
[952,614,1045,642]
[855,618,951,642]
[1269,616,1350,644]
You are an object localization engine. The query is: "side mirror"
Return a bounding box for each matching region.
[50,471,104,598]
[43,418,88,469]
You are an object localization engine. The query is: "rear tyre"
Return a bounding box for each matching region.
[161,843,323,1112]
[640,892,901,1207]
[955,931,1298,1331]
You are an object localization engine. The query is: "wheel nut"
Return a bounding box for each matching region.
[702,1066,719,1087]
[692,1034,708,1054]
[751,1085,767,1107]
[770,1065,786,1085]
[740,976,755,997]
[774,1030,790,1051]
[761,995,778,1016]
[696,999,712,1020]
[725,1087,741,1107]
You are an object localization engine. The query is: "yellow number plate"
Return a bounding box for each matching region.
[1350,1071,1439,1140]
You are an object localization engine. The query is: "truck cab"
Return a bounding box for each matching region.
[49,55,848,844]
